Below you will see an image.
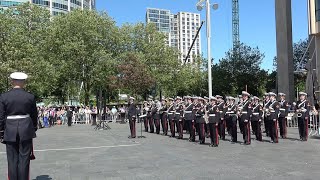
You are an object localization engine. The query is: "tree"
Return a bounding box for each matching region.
[46,10,118,105]
[213,43,267,96]
[0,3,55,99]
[272,39,309,92]
[114,52,154,96]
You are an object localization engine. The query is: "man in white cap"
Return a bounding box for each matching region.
[184,96,195,142]
[263,92,271,137]
[167,98,176,137]
[295,92,310,141]
[128,97,137,138]
[208,97,220,147]
[240,91,252,145]
[174,97,184,139]
[226,97,238,143]
[160,98,168,136]
[216,95,226,140]
[152,100,161,134]
[0,72,38,180]
[278,93,289,139]
[251,96,263,141]
[268,92,280,143]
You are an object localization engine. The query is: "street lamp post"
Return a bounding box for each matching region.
[196,0,218,97]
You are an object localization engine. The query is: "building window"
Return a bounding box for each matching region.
[32,0,49,6]
[53,2,68,10]
[316,0,320,21]
[71,0,81,6]
[0,1,22,7]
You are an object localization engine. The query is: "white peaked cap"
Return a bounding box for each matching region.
[10,72,28,80]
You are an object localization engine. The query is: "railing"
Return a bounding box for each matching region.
[286,113,319,137]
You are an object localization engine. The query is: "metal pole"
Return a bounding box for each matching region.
[206,0,212,97]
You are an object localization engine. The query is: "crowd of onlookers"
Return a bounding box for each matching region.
[37,105,129,128]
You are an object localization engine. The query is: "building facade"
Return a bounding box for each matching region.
[308,0,320,101]
[146,8,171,46]
[176,12,201,63]
[0,0,95,15]
[146,8,201,64]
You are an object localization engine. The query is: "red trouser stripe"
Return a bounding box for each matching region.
[247,123,250,143]
[306,118,308,140]
[216,123,219,145]
[275,121,278,142]
[202,124,205,138]
[284,119,287,137]
[164,119,167,131]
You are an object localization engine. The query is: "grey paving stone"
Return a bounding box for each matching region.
[0,123,320,180]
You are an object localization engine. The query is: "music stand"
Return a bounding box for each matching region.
[138,115,146,138]
[94,115,111,130]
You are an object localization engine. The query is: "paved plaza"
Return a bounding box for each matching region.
[1,123,320,180]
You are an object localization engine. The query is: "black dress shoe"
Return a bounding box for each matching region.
[213,144,218,147]
[209,144,214,147]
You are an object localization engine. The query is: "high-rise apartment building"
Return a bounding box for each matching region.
[176,12,201,63]
[146,8,201,64]
[0,0,95,15]
[146,8,171,46]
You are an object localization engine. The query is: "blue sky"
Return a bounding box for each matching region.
[96,0,308,71]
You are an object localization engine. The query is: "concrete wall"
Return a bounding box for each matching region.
[275,0,295,102]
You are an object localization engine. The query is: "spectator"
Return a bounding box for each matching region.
[79,106,85,123]
[119,106,125,121]
[111,106,117,123]
[85,106,91,124]
[91,106,97,125]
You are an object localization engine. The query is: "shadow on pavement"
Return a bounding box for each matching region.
[33,175,53,180]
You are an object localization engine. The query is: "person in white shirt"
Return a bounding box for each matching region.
[85,106,91,124]
[111,106,117,123]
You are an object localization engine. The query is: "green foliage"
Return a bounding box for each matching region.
[0,3,54,99]
[0,3,185,103]
[272,39,309,92]
[3,3,301,103]
[213,43,267,96]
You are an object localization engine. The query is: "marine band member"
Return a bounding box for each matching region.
[167,98,175,137]
[195,98,206,144]
[278,93,289,139]
[226,97,238,143]
[239,91,252,145]
[160,99,168,136]
[147,98,154,133]
[141,101,149,132]
[152,100,161,134]
[184,96,195,142]
[216,95,226,140]
[128,97,137,138]
[295,92,310,141]
[251,96,263,141]
[268,92,280,143]
[263,93,271,136]
[0,72,38,180]
[208,97,220,147]
[175,97,184,139]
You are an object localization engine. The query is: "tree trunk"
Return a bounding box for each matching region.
[84,82,90,106]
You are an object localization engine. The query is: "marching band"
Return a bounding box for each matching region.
[128,91,312,146]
